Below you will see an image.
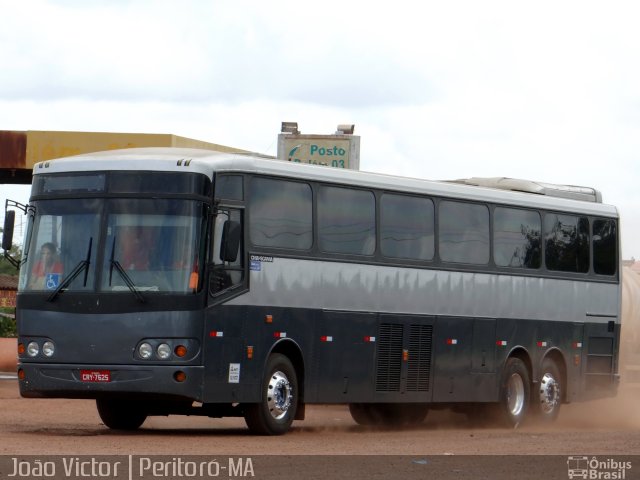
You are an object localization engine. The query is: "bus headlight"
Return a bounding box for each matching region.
[27,341,40,357]
[157,343,172,360]
[138,342,153,359]
[42,341,55,357]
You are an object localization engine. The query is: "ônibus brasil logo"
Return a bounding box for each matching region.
[567,456,632,479]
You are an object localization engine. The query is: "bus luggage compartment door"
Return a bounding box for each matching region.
[313,311,377,402]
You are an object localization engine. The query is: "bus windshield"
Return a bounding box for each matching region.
[20,198,206,295]
[20,199,100,293]
[101,199,205,294]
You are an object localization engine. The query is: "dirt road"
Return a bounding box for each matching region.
[1,377,639,479]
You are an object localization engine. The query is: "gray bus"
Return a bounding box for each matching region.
[2,148,620,435]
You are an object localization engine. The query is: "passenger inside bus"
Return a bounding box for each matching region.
[118,226,151,271]
[29,242,64,289]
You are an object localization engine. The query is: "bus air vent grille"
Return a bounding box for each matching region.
[407,324,433,392]
[375,323,403,392]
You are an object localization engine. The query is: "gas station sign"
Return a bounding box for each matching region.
[278,131,360,170]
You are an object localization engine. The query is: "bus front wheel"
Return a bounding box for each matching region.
[496,357,530,428]
[96,398,147,430]
[244,353,298,435]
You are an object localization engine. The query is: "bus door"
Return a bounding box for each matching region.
[202,207,246,402]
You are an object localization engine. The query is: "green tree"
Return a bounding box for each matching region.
[0,226,22,275]
[0,314,16,337]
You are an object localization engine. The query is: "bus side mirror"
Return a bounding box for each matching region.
[2,210,15,251]
[220,220,241,263]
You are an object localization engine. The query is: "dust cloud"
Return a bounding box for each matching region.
[555,267,640,430]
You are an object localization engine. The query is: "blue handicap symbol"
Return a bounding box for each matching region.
[45,273,61,290]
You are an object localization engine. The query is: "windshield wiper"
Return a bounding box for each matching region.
[47,238,93,302]
[108,237,146,303]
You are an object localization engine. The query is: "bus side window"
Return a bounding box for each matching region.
[211,210,243,294]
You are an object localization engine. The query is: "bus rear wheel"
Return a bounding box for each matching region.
[496,357,530,428]
[244,354,298,435]
[349,403,428,426]
[532,358,562,422]
[96,398,147,430]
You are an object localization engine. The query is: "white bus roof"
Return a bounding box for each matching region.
[34,147,618,217]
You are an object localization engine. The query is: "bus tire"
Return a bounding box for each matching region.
[532,358,562,422]
[398,404,429,425]
[349,403,428,426]
[496,357,530,428]
[96,398,147,430]
[349,403,376,425]
[244,354,298,435]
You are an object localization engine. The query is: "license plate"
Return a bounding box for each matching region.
[80,370,111,382]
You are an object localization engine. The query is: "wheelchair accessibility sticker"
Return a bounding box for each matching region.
[45,273,61,290]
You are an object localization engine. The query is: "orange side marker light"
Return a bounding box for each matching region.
[189,272,199,290]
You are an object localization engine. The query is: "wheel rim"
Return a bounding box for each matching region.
[266,370,293,420]
[539,372,560,414]
[506,373,525,417]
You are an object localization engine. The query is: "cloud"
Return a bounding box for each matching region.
[0,1,434,107]
[1,0,639,257]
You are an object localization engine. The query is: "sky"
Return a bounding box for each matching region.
[1,0,639,259]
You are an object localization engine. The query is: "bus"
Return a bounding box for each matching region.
[2,147,620,435]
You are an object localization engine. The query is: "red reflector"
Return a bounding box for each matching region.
[80,370,111,382]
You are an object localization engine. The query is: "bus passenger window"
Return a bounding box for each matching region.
[544,214,589,273]
[249,177,312,250]
[439,201,489,264]
[380,194,434,260]
[593,219,617,276]
[318,186,375,255]
[493,207,541,268]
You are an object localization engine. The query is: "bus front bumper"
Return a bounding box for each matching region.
[17,363,204,401]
